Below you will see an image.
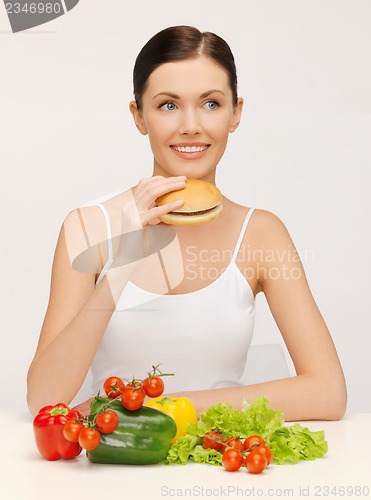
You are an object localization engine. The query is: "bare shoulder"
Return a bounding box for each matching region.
[247,208,292,247]
[62,186,134,234]
[250,208,287,230]
[62,187,140,274]
[63,205,107,244]
[64,204,106,228]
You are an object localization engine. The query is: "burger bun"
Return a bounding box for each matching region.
[155,179,223,226]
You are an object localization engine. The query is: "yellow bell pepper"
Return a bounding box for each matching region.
[145,397,198,442]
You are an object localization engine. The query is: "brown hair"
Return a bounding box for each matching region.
[133,25,238,110]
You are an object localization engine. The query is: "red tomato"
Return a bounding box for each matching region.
[222,448,244,472]
[251,445,273,466]
[202,431,223,451]
[95,410,119,434]
[245,451,267,474]
[103,376,125,398]
[78,427,101,450]
[221,437,244,453]
[142,376,165,398]
[63,420,84,443]
[243,434,265,451]
[121,386,145,411]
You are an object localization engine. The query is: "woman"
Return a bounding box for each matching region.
[27,26,347,420]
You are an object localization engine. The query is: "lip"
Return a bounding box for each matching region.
[170,142,210,147]
[170,143,210,160]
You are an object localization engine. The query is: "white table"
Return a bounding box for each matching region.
[1,412,370,500]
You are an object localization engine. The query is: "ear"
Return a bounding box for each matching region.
[229,97,244,133]
[129,100,148,135]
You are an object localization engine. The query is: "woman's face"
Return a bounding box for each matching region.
[130,55,243,183]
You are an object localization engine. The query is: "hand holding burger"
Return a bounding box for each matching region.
[155,179,223,225]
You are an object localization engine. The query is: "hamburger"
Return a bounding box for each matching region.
[155,179,223,225]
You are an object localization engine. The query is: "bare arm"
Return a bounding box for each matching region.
[170,210,347,421]
[27,177,187,416]
[26,207,128,416]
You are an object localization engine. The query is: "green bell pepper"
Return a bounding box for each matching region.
[87,397,177,464]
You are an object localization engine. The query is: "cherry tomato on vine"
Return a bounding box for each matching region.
[202,431,223,451]
[124,381,143,390]
[142,376,164,398]
[78,427,101,450]
[95,410,119,434]
[245,450,267,474]
[222,448,244,472]
[221,437,244,453]
[103,376,125,398]
[243,434,265,451]
[121,386,146,411]
[251,444,273,466]
[63,420,84,443]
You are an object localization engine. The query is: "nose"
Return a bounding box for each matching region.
[178,107,203,135]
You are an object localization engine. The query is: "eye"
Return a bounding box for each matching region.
[159,101,177,111]
[204,100,220,110]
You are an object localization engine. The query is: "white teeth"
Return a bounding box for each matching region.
[172,145,208,153]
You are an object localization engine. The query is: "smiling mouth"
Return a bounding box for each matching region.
[170,145,210,153]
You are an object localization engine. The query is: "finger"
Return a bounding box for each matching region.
[135,175,187,197]
[147,217,161,226]
[135,175,185,194]
[142,199,184,226]
[136,178,186,208]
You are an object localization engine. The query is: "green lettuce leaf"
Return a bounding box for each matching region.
[164,434,201,465]
[198,397,284,441]
[269,424,328,464]
[164,397,328,466]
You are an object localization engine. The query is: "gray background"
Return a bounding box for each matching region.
[1,0,370,412]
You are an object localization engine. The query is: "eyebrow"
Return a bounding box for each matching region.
[152,89,226,100]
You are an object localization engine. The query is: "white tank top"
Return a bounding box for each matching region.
[81,191,255,394]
